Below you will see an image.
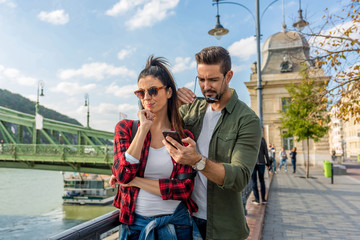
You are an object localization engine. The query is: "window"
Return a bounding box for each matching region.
[282,131,294,150]
[281,97,291,112]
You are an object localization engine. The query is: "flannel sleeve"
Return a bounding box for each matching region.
[112,120,140,184]
[158,129,196,201]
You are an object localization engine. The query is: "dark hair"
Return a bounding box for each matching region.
[138,56,185,137]
[195,46,231,75]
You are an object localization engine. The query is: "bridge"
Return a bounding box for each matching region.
[0,106,115,174]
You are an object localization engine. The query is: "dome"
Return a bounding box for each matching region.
[260,30,310,74]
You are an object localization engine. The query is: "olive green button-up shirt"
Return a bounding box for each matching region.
[179,89,261,240]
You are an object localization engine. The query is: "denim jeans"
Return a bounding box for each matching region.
[251,164,266,202]
[279,159,287,171]
[291,159,296,172]
[119,202,202,240]
[193,216,207,240]
[269,157,276,172]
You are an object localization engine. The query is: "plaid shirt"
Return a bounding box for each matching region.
[112,119,198,225]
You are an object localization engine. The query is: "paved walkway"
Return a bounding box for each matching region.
[262,164,360,240]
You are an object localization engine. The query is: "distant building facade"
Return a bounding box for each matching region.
[245,29,331,166]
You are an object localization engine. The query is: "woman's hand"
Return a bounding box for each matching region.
[109,174,118,188]
[137,109,155,130]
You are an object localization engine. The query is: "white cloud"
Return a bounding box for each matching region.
[106,0,147,16]
[105,82,138,98]
[51,82,97,96]
[172,57,196,73]
[127,0,179,30]
[232,65,247,73]
[0,65,37,86]
[117,47,136,60]
[38,10,69,25]
[58,62,137,80]
[92,103,137,115]
[0,0,16,8]
[184,81,195,89]
[106,0,180,30]
[309,20,360,53]
[228,36,257,61]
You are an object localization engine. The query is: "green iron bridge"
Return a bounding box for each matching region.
[0,106,115,174]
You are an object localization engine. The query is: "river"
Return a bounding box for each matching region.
[0,168,117,240]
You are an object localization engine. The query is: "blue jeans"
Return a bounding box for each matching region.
[279,159,287,171]
[251,164,266,202]
[269,157,276,172]
[291,159,296,172]
[120,202,201,240]
[193,216,207,240]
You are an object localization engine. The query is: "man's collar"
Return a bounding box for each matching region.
[222,88,237,114]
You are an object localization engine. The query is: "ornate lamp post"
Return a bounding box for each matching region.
[84,93,90,128]
[293,0,309,31]
[208,0,279,128]
[33,80,44,145]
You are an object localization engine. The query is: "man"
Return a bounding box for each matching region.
[268,143,276,173]
[163,46,261,240]
[251,137,270,205]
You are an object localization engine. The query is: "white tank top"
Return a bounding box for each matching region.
[135,146,181,216]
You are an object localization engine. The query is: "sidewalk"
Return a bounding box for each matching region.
[261,165,360,240]
[245,169,274,240]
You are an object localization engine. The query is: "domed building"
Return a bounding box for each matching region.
[245,28,331,166]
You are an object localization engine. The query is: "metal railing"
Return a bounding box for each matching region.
[48,210,120,240]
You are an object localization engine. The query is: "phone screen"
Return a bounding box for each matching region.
[162,130,183,148]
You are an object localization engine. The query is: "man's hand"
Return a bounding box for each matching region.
[177,87,196,106]
[162,136,201,166]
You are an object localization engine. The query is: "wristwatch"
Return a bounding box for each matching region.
[193,155,207,171]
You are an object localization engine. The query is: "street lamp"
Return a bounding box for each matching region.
[84,93,90,128]
[33,80,44,145]
[208,0,279,128]
[35,80,45,115]
[293,0,308,31]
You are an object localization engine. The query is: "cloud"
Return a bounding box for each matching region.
[58,62,137,80]
[105,82,138,98]
[117,47,136,60]
[0,65,37,86]
[51,82,97,96]
[309,20,360,53]
[172,57,196,73]
[106,0,147,16]
[232,65,247,73]
[0,0,16,8]
[228,36,257,61]
[184,81,195,89]
[38,10,69,25]
[106,0,180,30]
[92,103,138,116]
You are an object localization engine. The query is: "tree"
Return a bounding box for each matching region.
[280,66,330,178]
[304,0,360,123]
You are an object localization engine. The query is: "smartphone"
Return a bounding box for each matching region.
[162,130,183,148]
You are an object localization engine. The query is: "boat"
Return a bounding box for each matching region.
[62,173,116,205]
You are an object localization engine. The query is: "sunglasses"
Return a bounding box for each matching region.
[134,86,167,99]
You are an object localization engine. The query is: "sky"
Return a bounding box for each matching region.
[0,0,345,132]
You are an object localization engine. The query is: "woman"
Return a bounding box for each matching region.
[290,147,297,173]
[278,147,288,172]
[111,56,201,240]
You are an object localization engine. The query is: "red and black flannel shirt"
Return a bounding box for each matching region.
[112,119,198,225]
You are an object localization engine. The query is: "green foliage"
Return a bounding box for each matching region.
[0,89,82,126]
[280,66,330,142]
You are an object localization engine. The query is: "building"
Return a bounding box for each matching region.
[245,28,331,166]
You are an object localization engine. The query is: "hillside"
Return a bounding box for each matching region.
[0,89,82,126]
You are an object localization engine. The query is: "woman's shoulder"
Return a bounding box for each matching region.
[115,119,134,131]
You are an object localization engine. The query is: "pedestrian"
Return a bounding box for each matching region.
[331,149,336,162]
[290,147,297,173]
[110,56,201,240]
[164,46,262,240]
[268,143,277,173]
[278,147,288,172]
[251,137,271,205]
